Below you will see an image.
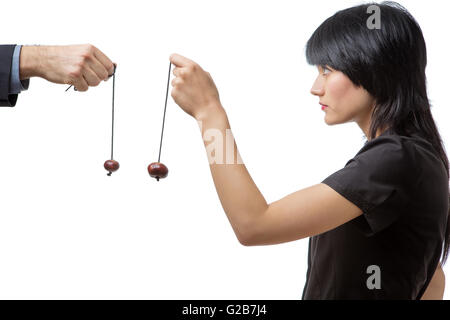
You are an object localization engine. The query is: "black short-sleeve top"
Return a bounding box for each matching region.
[302,131,449,300]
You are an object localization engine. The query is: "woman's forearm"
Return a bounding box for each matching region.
[195,104,268,245]
[167,53,268,244]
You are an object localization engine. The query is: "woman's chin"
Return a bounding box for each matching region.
[324,114,347,126]
[324,117,336,125]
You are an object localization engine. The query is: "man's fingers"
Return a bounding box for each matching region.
[73,75,89,92]
[170,53,194,67]
[93,47,115,75]
[82,66,102,87]
[87,57,109,81]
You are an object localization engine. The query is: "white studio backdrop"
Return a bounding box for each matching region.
[0,0,448,299]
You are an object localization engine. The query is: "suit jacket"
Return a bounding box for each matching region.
[0,44,18,107]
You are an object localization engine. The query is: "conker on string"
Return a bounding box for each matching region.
[148,162,168,181]
[149,62,172,182]
[104,160,120,176]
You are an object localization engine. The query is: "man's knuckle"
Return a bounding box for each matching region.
[69,69,81,79]
[85,44,96,53]
[80,53,90,62]
[81,47,94,59]
[77,58,87,68]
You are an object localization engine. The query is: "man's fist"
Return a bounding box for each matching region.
[20,44,115,92]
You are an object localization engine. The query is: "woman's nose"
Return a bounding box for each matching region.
[310,76,325,96]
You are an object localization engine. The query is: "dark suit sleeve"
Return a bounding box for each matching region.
[0,44,19,107]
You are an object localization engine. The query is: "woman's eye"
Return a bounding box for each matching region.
[322,67,331,75]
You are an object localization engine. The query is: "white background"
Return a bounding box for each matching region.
[0,0,449,299]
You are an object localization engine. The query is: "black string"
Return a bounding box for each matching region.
[110,64,117,160]
[65,66,117,176]
[106,65,117,176]
[158,62,172,163]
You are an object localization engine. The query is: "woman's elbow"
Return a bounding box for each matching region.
[231,216,260,246]
[236,229,257,246]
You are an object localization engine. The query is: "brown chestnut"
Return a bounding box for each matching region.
[148,162,168,181]
[104,160,120,176]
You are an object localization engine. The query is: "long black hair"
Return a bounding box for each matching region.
[305,1,450,264]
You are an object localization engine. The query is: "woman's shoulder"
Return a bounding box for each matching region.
[359,130,446,178]
[360,130,437,158]
[357,131,412,160]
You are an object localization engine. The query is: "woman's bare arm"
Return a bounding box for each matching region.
[169,54,364,246]
[196,108,363,246]
[421,263,445,300]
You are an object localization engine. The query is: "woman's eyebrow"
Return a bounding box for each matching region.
[317,65,332,73]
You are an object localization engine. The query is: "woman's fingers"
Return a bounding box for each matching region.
[170,53,195,68]
[172,67,182,77]
[171,77,182,87]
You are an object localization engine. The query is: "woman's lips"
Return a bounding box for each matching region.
[320,103,328,111]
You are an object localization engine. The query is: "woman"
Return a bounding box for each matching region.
[168,1,448,300]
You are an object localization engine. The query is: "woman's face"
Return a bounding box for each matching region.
[310,65,375,128]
